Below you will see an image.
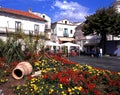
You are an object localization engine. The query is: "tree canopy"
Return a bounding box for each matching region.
[82,7,120,54]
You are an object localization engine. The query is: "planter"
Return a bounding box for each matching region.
[12,61,33,79]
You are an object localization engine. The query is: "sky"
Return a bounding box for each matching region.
[0,0,115,22]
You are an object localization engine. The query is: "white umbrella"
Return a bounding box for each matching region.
[61,42,80,47]
[45,41,61,46]
[45,41,61,51]
[60,42,80,56]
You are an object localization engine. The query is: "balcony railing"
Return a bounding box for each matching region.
[0,27,50,39]
[0,27,31,34]
[63,33,69,37]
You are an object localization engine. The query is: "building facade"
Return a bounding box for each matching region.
[51,19,80,43]
[0,7,46,41]
[75,23,101,53]
[32,11,51,39]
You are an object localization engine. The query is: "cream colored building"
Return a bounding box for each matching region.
[0,7,46,41]
[31,11,51,40]
[51,19,80,43]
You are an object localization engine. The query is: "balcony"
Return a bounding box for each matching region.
[63,32,69,37]
[0,27,30,34]
[0,27,50,40]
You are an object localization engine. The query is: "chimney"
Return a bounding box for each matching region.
[28,8,32,13]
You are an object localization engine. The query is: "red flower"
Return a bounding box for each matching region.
[118,81,120,89]
[43,74,49,79]
[94,90,102,95]
[87,83,96,90]
[59,77,69,85]
[10,61,19,68]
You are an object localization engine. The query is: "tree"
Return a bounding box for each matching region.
[82,7,120,54]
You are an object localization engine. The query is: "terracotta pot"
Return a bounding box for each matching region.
[12,61,33,79]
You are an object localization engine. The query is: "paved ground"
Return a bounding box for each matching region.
[68,55,120,72]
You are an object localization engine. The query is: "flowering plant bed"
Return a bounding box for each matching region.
[0,54,120,95]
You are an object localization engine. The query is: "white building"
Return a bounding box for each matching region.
[31,11,51,39]
[0,7,46,41]
[51,19,79,43]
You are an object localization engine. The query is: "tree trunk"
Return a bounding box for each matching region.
[100,32,107,55]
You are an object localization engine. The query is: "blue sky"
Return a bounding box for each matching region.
[0,0,115,22]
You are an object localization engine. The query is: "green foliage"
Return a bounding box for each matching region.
[62,46,67,56]
[82,7,120,36]
[82,7,120,54]
[53,46,56,54]
[0,39,6,57]
[3,38,25,64]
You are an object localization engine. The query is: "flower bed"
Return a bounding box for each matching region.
[11,54,120,95]
[0,54,120,95]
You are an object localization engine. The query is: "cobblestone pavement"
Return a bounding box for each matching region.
[68,55,120,72]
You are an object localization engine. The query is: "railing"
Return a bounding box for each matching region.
[0,27,42,34]
[63,33,69,37]
[0,27,33,34]
[0,27,50,39]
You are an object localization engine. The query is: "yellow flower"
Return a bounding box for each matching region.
[78,86,83,91]
[25,92,28,95]
[61,91,66,95]
[89,66,92,69]
[72,88,75,91]
[62,94,67,95]
[69,92,73,95]
[118,72,120,75]
[30,84,38,91]
[34,62,39,66]
[42,62,44,66]
[62,91,64,94]
[34,85,38,91]
[59,84,63,88]
[97,73,99,76]
[16,85,20,90]
[49,88,54,94]
[53,68,56,71]
[68,88,71,92]
[42,69,47,73]
[89,71,92,74]
[75,64,79,66]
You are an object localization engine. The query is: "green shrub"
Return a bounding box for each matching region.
[3,38,25,64]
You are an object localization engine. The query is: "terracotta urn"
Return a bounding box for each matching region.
[12,61,33,79]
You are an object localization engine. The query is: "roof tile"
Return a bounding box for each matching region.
[0,7,46,22]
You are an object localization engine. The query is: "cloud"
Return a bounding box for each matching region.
[52,0,89,22]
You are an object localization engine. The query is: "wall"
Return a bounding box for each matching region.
[0,15,45,34]
[56,23,76,37]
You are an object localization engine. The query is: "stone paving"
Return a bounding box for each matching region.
[68,55,120,72]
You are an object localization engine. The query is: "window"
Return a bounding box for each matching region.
[43,15,45,18]
[70,30,73,34]
[63,28,69,37]
[15,21,22,32]
[34,24,39,34]
[59,27,63,31]
[65,21,67,24]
